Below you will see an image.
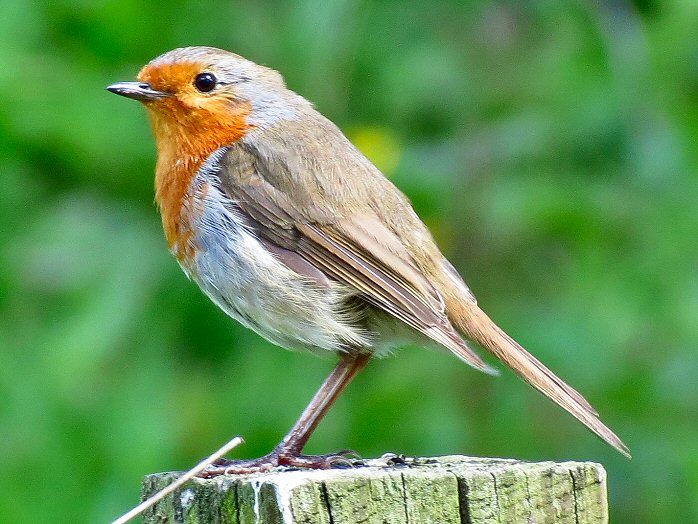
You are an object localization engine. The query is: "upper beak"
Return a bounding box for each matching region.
[106,82,169,102]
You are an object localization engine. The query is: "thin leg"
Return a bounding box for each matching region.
[278,351,370,453]
[201,352,370,477]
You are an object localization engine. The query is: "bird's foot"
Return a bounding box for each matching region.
[198,447,360,478]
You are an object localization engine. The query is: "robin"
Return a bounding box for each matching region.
[107,46,630,474]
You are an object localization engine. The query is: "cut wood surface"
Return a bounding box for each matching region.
[141,455,608,523]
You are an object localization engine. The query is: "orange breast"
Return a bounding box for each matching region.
[144,90,252,263]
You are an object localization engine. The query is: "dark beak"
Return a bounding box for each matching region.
[106,82,169,102]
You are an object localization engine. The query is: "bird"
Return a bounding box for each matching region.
[107,46,630,474]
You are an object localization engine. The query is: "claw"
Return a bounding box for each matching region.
[321,455,351,468]
[198,448,364,478]
[380,452,407,465]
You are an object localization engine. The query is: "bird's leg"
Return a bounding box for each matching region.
[200,352,370,477]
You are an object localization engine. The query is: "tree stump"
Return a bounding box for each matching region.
[140,455,608,523]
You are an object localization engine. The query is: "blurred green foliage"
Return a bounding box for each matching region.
[1,1,696,522]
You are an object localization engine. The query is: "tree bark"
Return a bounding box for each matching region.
[141,455,608,523]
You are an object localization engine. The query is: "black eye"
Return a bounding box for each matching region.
[194,72,217,93]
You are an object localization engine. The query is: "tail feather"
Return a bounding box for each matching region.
[452,301,630,458]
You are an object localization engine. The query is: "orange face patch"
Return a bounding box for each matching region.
[138,61,201,95]
[137,61,253,261]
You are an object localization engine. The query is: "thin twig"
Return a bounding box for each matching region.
[110,435,244,524]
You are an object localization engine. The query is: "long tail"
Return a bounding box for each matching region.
[451,300,631,458]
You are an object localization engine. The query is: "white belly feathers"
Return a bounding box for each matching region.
[176,149,371,354]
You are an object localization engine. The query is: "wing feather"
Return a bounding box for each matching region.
[215,143,495,374]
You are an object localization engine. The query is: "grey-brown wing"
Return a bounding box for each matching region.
[215,142,495,374]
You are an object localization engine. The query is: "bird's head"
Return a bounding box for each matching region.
[107,46,304,153]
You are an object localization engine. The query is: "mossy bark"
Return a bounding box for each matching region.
[141,455,607,523]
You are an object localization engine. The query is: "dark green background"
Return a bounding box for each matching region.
[1,1,696,522]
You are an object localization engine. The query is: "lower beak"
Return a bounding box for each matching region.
[106,82,169,102]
